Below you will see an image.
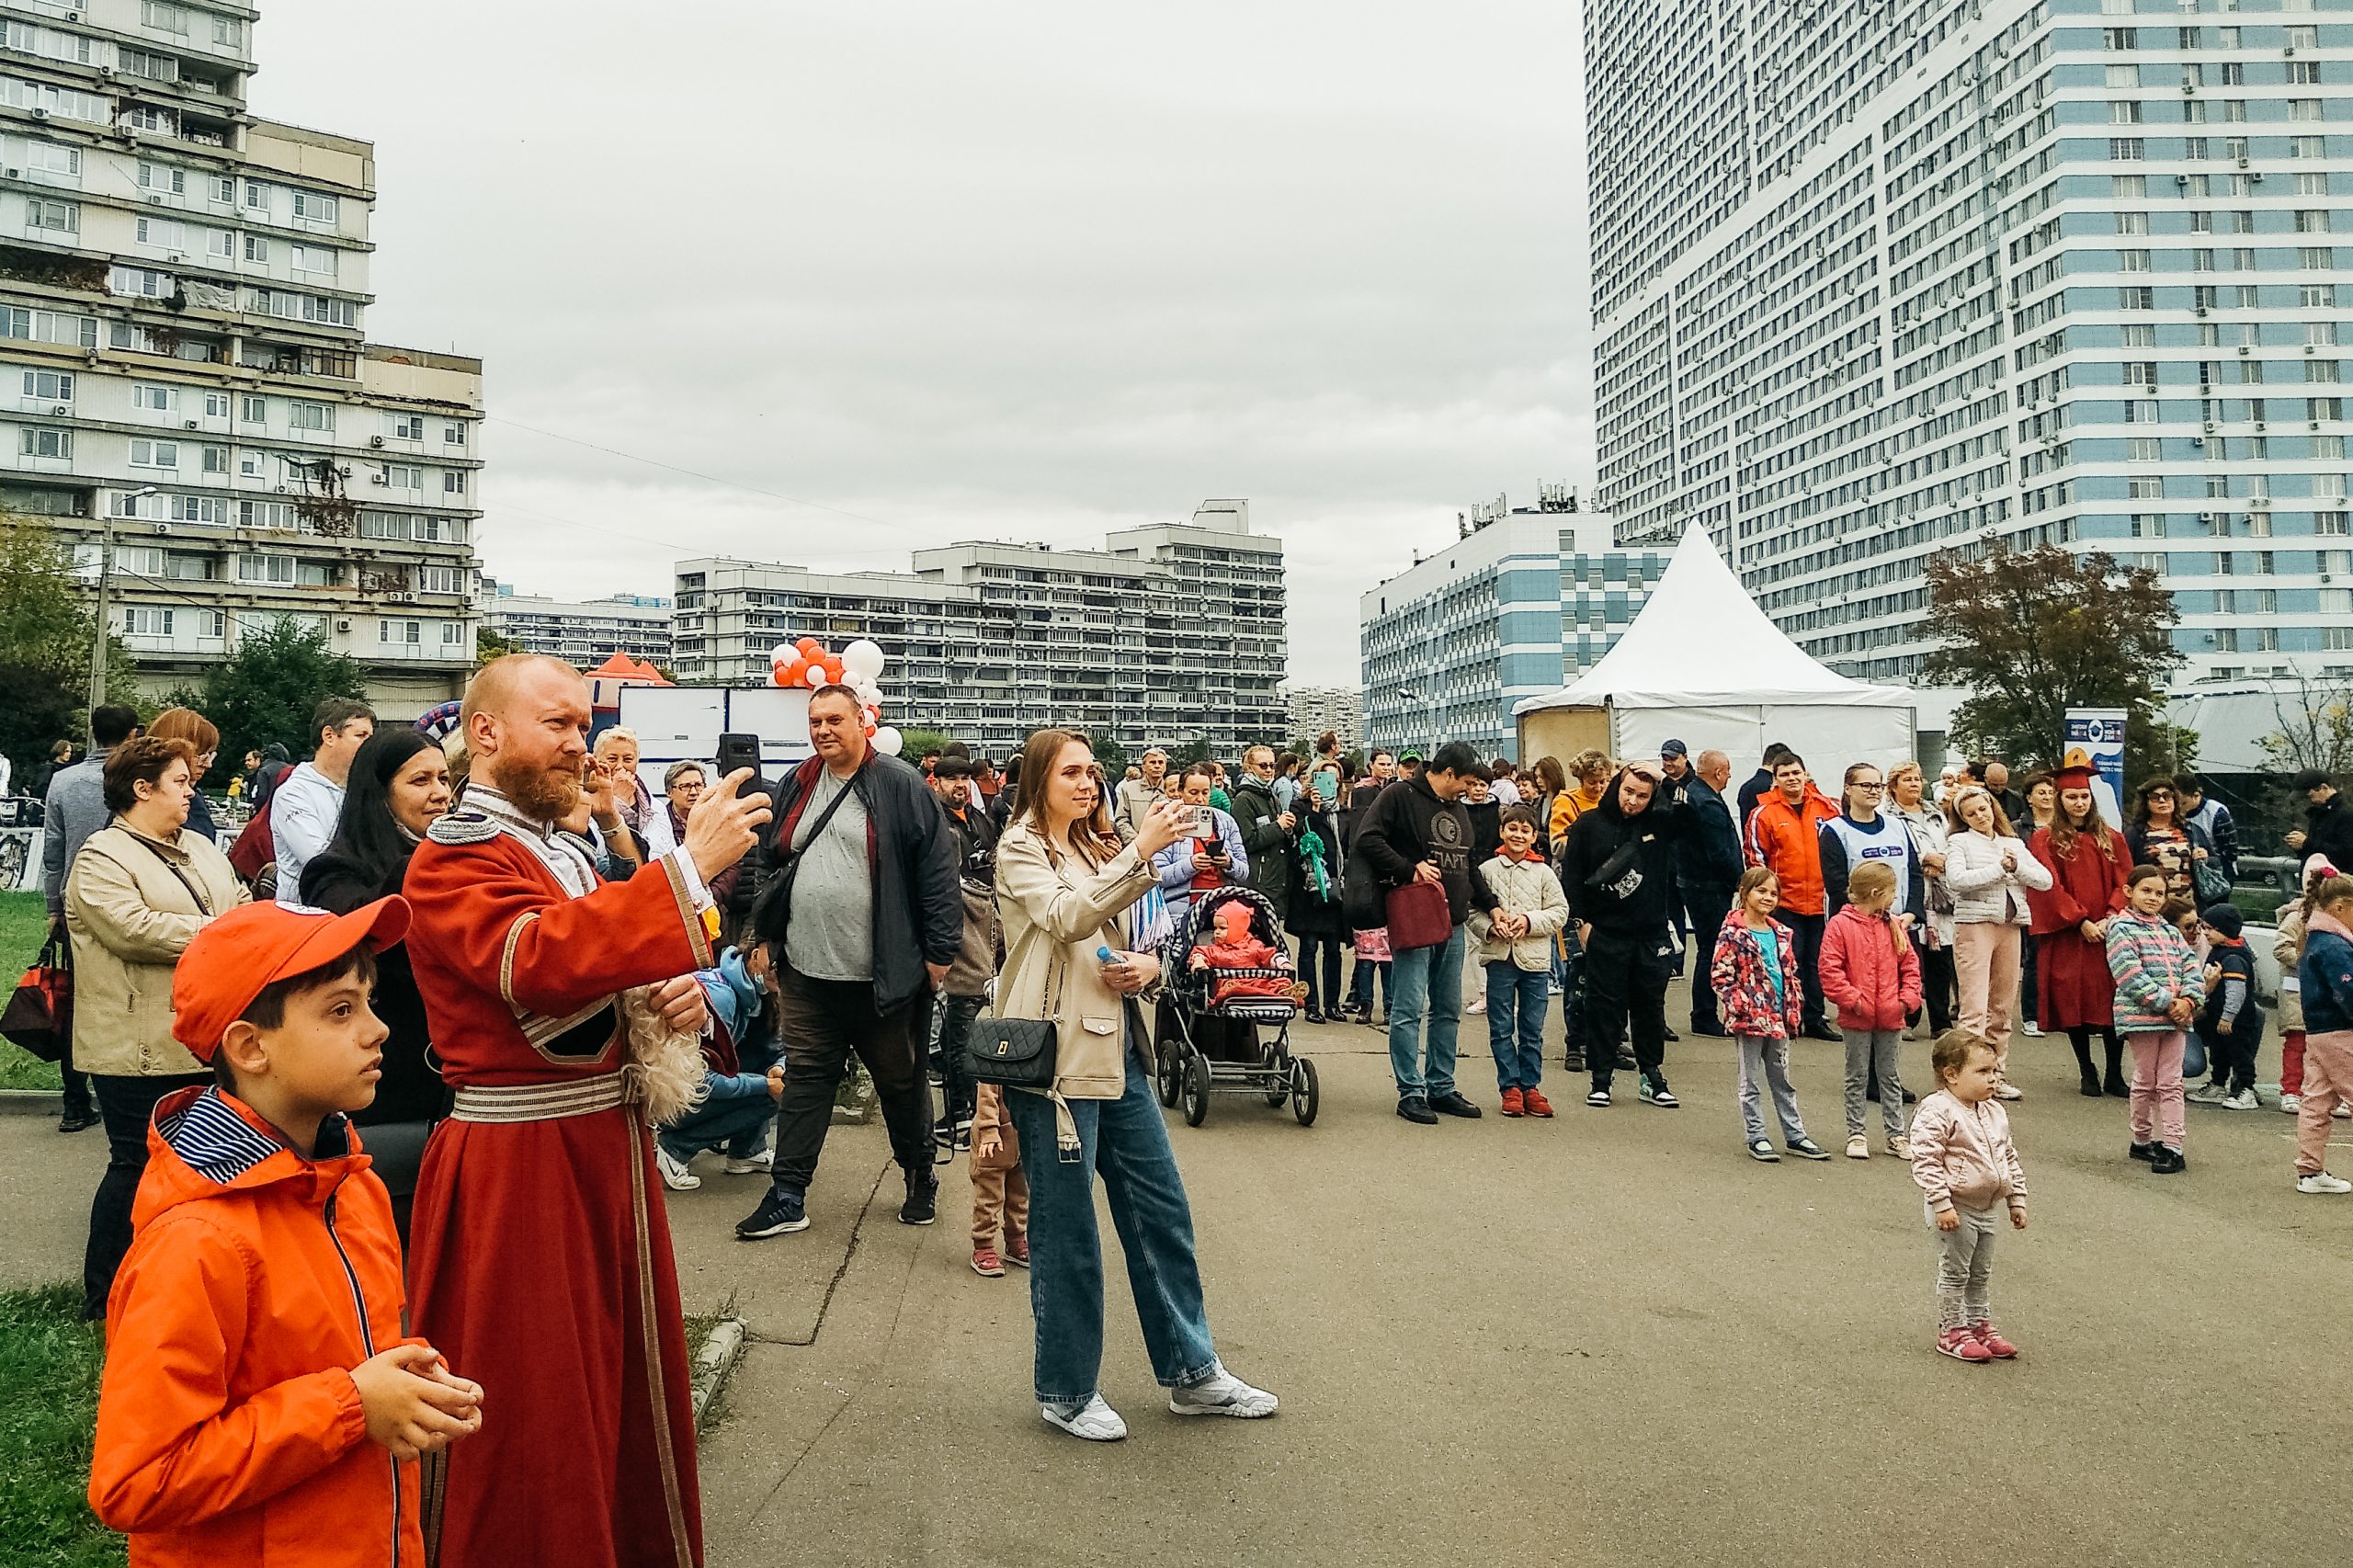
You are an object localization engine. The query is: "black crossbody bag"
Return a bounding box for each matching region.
[749,767,860,946]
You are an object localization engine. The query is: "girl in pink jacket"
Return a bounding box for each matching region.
[1818,862,1923,1160]
[1908,1030,2029,1364]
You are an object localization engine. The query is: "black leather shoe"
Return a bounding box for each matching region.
[1396,1095,1438,1125]
[1688,1022,1728,1038]
[1661,1024,1680,1042]
[1428,1091,1483,1119]
[1804,1022,1844,1043]
[58,1109,99,1134]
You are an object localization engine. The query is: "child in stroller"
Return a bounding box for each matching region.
[1190,900,1298,1008]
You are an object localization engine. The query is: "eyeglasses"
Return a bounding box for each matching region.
[1854,781,1885,791]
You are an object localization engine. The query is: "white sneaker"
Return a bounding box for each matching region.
[2221,1088,2260,1112]
[1994,1079,2023,1102]
[2296,1171,2352,1195]
[1169,1362,1278,1418]
[1467,996,1487,1015]
[1041,1393,1128,1441]
[2021,1023,2045,1039]
[2338,1101,2351,1120]
[2188,1081,2232,1107]
[654,1146,701,1191]
[1846,1135,1870,1160]
[722,1148,773,1175]
[2281,1093,2302,1116]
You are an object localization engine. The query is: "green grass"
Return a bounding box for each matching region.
[0,891,63,1092]
[0,1284,123,1567]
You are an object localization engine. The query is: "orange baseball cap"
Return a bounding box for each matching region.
[171,897,412,1062]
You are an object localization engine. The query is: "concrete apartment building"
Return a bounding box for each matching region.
[480,578,672,670]
[1281,683,1362,754]
[1586,0,2353,687]
[1359,489,1667,759]
[673,500,1289,759]
[0,0,483,712]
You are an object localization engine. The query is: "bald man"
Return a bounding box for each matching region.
[1669,748,1744,1036]
[403,653,769,1567]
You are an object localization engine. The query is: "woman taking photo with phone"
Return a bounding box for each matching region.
[993,729,1278,1442]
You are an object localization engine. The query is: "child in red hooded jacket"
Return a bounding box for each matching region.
[1820,861,1924,1160]
[88,899,483,1568]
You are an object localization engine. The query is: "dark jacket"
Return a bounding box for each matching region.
[1230,777,1293,919]
[745,751,962,1012]
[1735,767,1776,834]
[1465,799,1501,867]
[183,785,221,846]
[1354,772,1496,928]
[1559,768,1685,937]
[1669,774,1742,890]
[2302,793,2353,870]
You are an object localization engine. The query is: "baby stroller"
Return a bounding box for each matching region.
[1153,884,1319,1128]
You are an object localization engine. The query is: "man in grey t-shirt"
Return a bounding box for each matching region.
[737,686,962,1242]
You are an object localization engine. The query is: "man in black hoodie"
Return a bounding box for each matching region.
[1559,762,1686,1108]
[1355,740,1507,1124]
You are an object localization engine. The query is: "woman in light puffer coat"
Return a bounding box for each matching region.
[1941,788,2052,1096]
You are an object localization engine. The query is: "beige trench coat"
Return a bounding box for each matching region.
[63,820,249,1076]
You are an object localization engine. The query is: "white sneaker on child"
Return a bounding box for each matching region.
[1041,1393,1128,1441]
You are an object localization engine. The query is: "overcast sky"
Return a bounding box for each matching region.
[263,2,1595,686]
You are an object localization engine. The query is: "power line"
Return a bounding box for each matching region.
[484,415,916,534]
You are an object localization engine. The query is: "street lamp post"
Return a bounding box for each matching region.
[87,486,157,741]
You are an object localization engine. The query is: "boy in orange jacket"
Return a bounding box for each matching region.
[88,898,483,1566]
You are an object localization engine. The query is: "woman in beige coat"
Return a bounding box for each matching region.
[993,728,1278,1442]
[63,735,249,1317]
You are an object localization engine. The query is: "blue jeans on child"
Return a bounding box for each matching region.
[1485,963,1549,1091]
[1386,924,1465,1099]
[658,1037,780,1165]
[1003,1035,1220,1407]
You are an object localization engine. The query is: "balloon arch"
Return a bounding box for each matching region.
[768,637,903,756]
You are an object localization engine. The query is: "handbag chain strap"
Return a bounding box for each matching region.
[119,825,215,917]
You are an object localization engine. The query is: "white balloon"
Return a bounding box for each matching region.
[841,639,886,680]
[767,643,793,668]
[872,725,904,756]
[851,677,881,704]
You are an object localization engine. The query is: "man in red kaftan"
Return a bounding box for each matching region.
[404,654,768,1567]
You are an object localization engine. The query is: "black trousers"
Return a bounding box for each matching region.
[85,1071,209,1319]
[1774,907,1828,1031]
[1680,881,1734,1030]
[934,992,982,1139]
[1582,926,1670,1091]
[1916,938,1957,1034]
[1295,932,1345,1014]
[768,963,935,1197]
[62,1062,92,1119]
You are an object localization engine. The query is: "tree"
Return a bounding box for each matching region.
[1921,543,2186,774]
[0,510,135,776]
[895,727,956,765]
[1087,733,1129,777]
[1170,736,1214,768]
[473,624,519,665]
[2258,672,2353,777]
[195,618,369,770]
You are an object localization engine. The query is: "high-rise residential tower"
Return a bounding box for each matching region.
[1586,0,2353,687]
[1,0,483,710]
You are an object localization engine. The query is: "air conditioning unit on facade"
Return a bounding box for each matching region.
[369,435,384,448]
[334,618,351,632]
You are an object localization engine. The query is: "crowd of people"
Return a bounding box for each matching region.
[13,671,2353,1562]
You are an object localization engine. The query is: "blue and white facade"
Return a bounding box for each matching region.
[1586,0,2353,687]
[1359,504,1665,759]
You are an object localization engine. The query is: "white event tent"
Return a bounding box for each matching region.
[1514,524,1917,774]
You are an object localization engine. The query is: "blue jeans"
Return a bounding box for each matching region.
[1350,955,1390,1013]
[1485,963,1549,1091]
[1387,924,1465,1098]
[1004,1045,1219,1406]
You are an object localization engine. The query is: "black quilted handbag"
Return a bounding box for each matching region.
[963,1017,1059,1090]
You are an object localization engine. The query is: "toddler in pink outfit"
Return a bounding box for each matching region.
[1907,1031,2029,1364]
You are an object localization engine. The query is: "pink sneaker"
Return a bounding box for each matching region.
[1972,1322,2018,1358]
[1005,1232,1030,1268]
[972,1246,1005,1278]
[1937,1326,1994,1363]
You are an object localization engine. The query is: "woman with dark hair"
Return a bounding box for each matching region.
[63,736,247,1316]
[299,727,452,1238]
[2025,765,2131,1096]
[2124,776,2214,906]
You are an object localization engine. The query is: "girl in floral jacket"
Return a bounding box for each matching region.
[2105,863,2205,1175]
[1712,867,1828,1162]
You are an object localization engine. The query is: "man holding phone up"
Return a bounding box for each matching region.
[1149,762,1249,925]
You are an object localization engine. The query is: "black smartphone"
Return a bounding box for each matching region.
[717,732,762,779]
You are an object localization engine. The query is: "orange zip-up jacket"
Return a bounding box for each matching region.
[1744,785,1840,915]
[89,1086,426,1568]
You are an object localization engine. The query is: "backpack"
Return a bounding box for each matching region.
[227,796,276,886]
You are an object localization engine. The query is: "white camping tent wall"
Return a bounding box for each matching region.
[1514,525,1917,775]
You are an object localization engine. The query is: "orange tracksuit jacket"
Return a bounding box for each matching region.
[88,1085,426,1568]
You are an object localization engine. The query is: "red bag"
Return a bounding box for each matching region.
[1,932,73,1064]
[1383,880,1453,951]
[227,797,275,882]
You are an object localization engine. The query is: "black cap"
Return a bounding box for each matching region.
[932,756,972,780]
[1660,738,1688,758]
[2296,768,2332,791]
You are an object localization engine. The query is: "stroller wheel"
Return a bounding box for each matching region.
[1155,1040,1181,1108]
[1181,1051,1212,1127]
[1291,1058,1320,1127]
[1264,1075,1290,1109]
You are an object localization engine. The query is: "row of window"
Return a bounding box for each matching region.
[14,369,469,444]
[132,161,342,226]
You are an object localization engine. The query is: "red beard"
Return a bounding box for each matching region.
[490,754,582,824]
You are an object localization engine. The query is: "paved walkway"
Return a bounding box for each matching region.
[8,997,2351,1567]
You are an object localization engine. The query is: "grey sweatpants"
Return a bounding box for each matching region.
[1844,1027,1906,1139]
[1734,1035,1809,1144]
[1929,1201,1998,1329]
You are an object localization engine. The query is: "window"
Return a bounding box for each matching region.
[130,438,180,469]
[2131,514,2167,539]
[383,464,422,489]
[2290,62,2322,85]
[165,552,216,581]
[2109,101,2143,126]
[421,565,466,595]
[237,552,295,584]
[200,444,228,473]
[2302,247,2336,271]
[2295,134,2327,159]
[239,500,294,530]
[2299,173,2331,198]
[442,471,467,496]
[2306,284,2338,308]
[122,607,174,637]
[242,233,267,263]
[2300,210,2334,234]
[441,621,463,646]
[24,196,74,232]
[134,216,186,250]
[207,173,234,203]
[380,619,421,645]
[442,422,465,447]
[141,2,189,34]
[288,401,333,432]
[18,426,70,458]
[205,228,234,259]
[135,161,185,196]
[391,415,424,439]
[2312,323,2340,347]
[20,369,72,400]
[289,244,335,278]
[22,141,78,180]
[213,15,244,48]
[131,382,177,413]
[2292,99,2325,122]
[169,493,228,524]
[2116,211,2149,235]
[2106,64,2141,89]
[414,517,456,543]
[2130,476,2164,499]
[290,190,338,224]
[120,105,175,135]
[2110,139,2144,162]
[2129,437,2163,460]
[239,394,266,423]
[2103,27,2137,49]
